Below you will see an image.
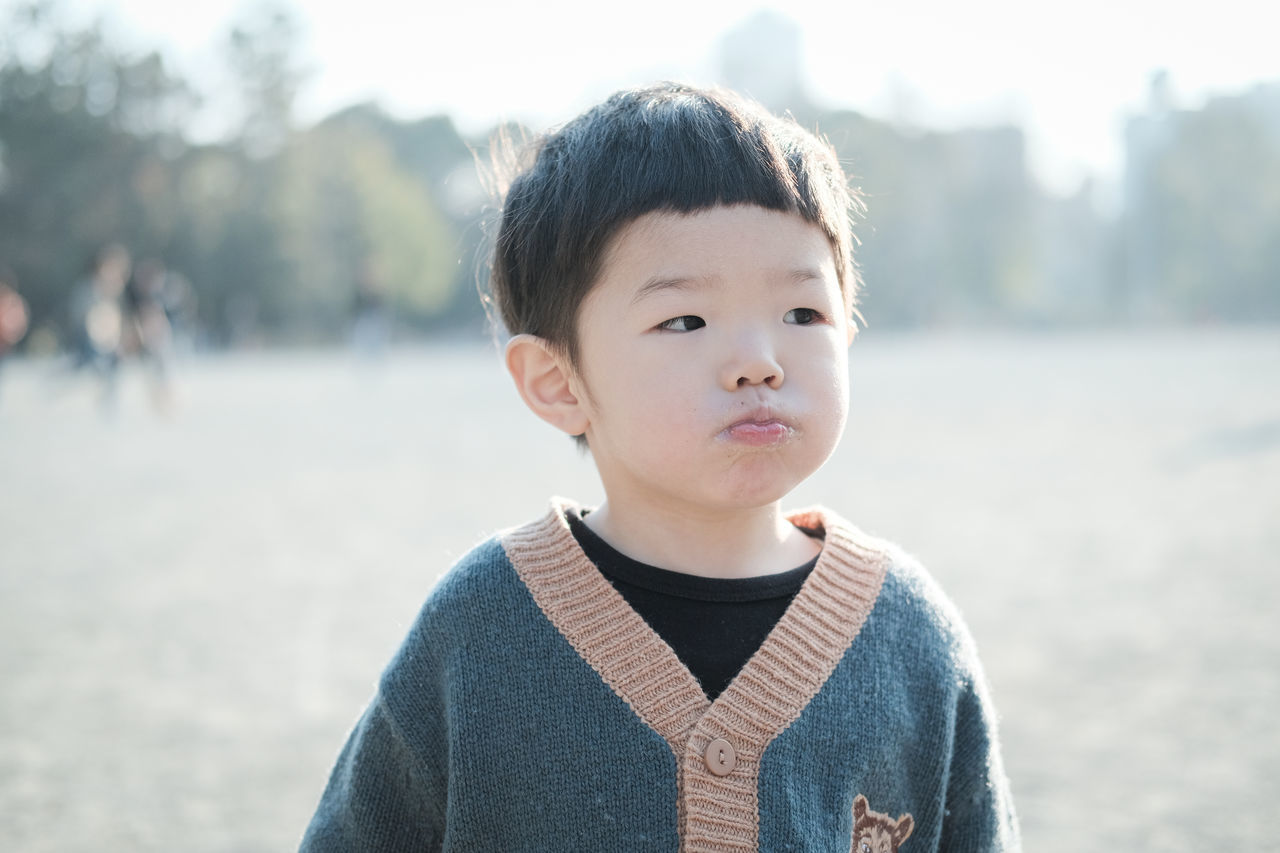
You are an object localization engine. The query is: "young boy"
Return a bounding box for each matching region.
[301,83,1019,852]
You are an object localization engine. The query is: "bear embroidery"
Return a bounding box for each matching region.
[851,794,914,853]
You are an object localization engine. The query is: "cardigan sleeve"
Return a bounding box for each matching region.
[299,692,444,853]
[938,668,1021,852]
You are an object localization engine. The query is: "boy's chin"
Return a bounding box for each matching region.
[715,474,813,511]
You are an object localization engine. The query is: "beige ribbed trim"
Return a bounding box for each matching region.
[500,498,889,852]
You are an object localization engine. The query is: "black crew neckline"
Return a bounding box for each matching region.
[566,510,819,603]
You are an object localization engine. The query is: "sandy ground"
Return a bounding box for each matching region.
[1,328,1277,851]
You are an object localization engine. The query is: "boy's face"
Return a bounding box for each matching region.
[569,204,852,519]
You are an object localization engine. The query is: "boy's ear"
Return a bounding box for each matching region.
[505,334,590,437]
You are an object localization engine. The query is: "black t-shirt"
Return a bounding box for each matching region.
[566,510,818,702]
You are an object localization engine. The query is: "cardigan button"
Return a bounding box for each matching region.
[705,737,736,776]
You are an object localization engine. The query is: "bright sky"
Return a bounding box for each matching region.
[10,0,1280,196]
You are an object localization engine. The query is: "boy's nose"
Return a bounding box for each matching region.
[720,348,784,390]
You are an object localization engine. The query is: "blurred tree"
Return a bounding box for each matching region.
[0,0,195,341]
[819,110,1039,327]
[162,147,289,346]
[271,121,458,335]
[324,104,473,191]
[224,3,306,158]
[318,104,490,330]
[1030,179,1111,325]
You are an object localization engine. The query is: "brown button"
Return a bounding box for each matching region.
[705,737,736,776]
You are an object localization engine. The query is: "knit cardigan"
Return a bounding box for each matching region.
[300,499,1019,852]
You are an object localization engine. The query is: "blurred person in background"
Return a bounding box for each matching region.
[350,259,390,361]
[161,269,199,355]
[123,258,176,412]
[0,266,30,406]
[65,243,130,413]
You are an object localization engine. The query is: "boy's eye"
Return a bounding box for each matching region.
[784,307,824,325]
[657,315,706,332]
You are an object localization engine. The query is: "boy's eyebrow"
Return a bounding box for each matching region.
[788,268,825,284]
[632,268,827,304]
[631,275,716,304]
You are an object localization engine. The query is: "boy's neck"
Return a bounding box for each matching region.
[581,499,820,580]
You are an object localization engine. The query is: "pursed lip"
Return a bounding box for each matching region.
[718,407,796,446]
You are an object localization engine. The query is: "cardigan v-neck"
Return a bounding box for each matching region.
[501,497,890,852]
[565,507,818,702]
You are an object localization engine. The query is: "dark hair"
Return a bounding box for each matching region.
[488,82,864,367]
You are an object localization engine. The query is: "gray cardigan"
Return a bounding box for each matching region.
[301,499,1019,851]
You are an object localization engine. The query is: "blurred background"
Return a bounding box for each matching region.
[0,1,1276,850]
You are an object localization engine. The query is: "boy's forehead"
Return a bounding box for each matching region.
[596,206,842,289]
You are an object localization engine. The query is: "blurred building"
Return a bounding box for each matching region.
[1120,72,1179,320]
[1121,73,1280,322]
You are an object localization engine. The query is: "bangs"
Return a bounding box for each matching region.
[491,83,858,364]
